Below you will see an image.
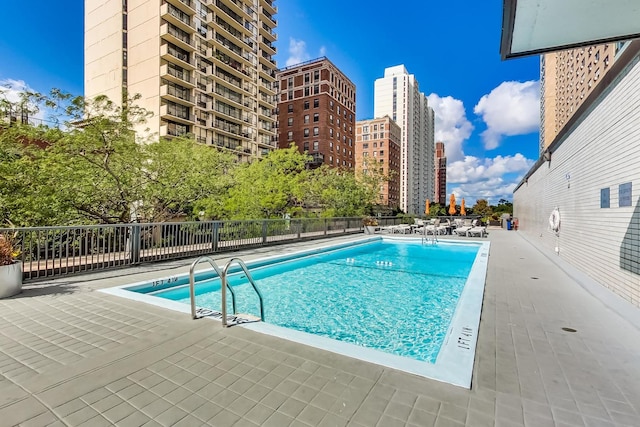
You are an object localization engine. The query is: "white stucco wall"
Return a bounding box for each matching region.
[514,54,640,307]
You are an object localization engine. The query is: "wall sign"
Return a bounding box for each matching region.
[619,182,632,207]
[600,188,610,208]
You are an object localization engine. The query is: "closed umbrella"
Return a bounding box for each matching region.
[449,194,456,215]
[425,199,430,215]
[460,198,466,216]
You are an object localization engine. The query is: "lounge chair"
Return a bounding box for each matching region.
[455,219,477,236]
[467,223,488,237]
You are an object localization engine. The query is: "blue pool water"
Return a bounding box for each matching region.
[145,239,480,364]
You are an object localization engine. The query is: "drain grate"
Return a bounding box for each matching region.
[562,327,577,333]
[530,277,539,280]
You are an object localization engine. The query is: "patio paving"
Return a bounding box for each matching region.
[1,229,639,426]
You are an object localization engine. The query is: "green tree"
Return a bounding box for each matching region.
[472,199,493,218]
[217,145,309,219]
[305,166,371,217]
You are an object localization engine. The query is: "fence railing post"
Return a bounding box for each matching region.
[297,219,301,239]
[324,218,328,235]
[262,220,268,244]
[130,224,141,265]
[212,221,219,252]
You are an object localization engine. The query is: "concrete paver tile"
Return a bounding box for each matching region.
[114,411,152,427]
[318,413,349,427]
[375,414,405,427]
[101,401,137,424]
[208,409,241,426]
[464,409,494,427]
[296,404,326,426]
[155,407,188,427]
[16,411,59,427]
[434,416,465,427]
[244,403,273,425]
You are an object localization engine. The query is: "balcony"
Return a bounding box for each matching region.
[260,0,277,16]
[160,44,195,70]
[160,84,194,106]
[260,38,276,56]
[160,103,195,125]
[160,3,194,33]
[213,50,250,79]
[160,64,195,88]
[213,0,246,34]
[259,21,277,42]
[160,122,190,138]
[165,0,195,14]
[160,23,194,52]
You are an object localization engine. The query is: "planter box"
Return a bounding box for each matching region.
[0,261,22,298]
[364,225,377,235]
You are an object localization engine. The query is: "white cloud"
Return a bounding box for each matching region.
[286,38,327,66]
[426,93,473,162]
[473,80,540,150]
[0,79,48,124]
[447,153,535,203]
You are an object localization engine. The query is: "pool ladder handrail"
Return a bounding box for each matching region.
[189,256,236,319]
[221,258,265,327]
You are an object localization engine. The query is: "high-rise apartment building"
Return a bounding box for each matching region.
[355,116,401,211]
[434,141,447,206]
[275,57,356,169]
[374,65,435,215]
[85,0,278,160]
[540,42,629,152]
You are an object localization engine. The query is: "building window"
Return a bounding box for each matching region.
[330,100,334,110]
[329,114,333,124]
[314,70,319,81]
[314,84,319,94]
[304,114,309,124]
[329,128,334,137]
[288,104,293,113]
[363,143,369,149]
[313,113,319,122]
[304,73,310,83]
[313,98,319,108]
[303,141,309,151]
[287,117,293,126]
[304,128,309,137]
[313,127,319,136]
[313,140,319,150]
[304,100,309,109]
[304,87,310,96]
[287,131,293,140]
[288,77,293,86]
[373,142,378,148]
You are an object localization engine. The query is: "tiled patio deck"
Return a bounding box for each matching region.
[1,229,639,426]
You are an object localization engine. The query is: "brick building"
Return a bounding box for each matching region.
[275,57,356,169]
[355,116,401,210]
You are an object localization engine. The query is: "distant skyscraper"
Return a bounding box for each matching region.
[275,57,356,169]
[355,116,402,211]
[374,65,434,214]
[540,42,628,152]
[434,141,447,206]
[84,0,278,160]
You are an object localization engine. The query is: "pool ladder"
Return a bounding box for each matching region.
[189,256,264,327]
[422,225,438,245]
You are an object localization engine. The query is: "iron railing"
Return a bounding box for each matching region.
[2,217,372,282]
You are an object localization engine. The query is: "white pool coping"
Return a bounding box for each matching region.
[100,236,490,388]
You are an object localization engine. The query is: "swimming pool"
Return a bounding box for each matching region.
[102,236,490,388]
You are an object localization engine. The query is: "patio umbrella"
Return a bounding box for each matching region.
[449,194,456,215]
[425,199,430,215]
[460,198,466,216]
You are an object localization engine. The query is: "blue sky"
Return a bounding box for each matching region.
[0,0,541,204]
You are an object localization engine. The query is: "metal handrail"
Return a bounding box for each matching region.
[189,256,236,319]
[221,257,264,327]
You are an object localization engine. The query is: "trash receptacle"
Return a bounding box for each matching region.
[506,219,512,230]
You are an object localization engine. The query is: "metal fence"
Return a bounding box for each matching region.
[1,217,374,282]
